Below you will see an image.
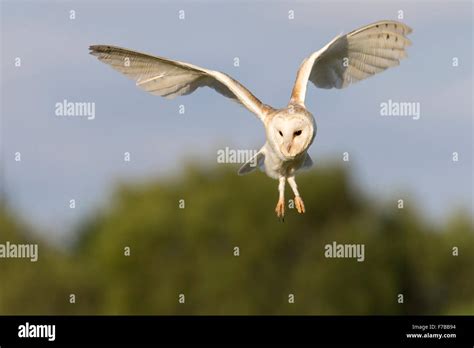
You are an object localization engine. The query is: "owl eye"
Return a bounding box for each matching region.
[278,130,283,137]
[294,130,302,136]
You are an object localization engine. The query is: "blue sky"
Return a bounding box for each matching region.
[1,0,472,242]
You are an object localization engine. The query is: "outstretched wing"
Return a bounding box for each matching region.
[290,20,412,105]
[89,45,272,121]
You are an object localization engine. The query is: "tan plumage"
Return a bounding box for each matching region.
[89,45,272,120]
[290,20,412,105]
[90,20,412,220]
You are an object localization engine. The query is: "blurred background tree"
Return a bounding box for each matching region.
[0,164,473,315]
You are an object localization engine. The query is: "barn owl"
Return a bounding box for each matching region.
[90,20,412,220]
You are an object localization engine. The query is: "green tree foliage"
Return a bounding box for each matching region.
[0,165,473,314]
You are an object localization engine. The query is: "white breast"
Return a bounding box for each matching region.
[262,143,306,179]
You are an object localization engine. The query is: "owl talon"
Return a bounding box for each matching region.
[275,198,285,220]
[294,196,305,214]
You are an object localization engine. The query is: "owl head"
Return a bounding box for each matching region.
[267,106,316,160]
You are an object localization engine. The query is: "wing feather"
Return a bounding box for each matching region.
[290,20,412,105]
[89,45,272,121]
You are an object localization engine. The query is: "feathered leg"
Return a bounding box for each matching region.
[275,176,286,220]
[288,176,305,214]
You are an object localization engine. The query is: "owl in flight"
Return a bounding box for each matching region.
[90,20,412,220]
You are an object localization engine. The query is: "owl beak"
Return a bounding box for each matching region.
[281,142,295,158]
